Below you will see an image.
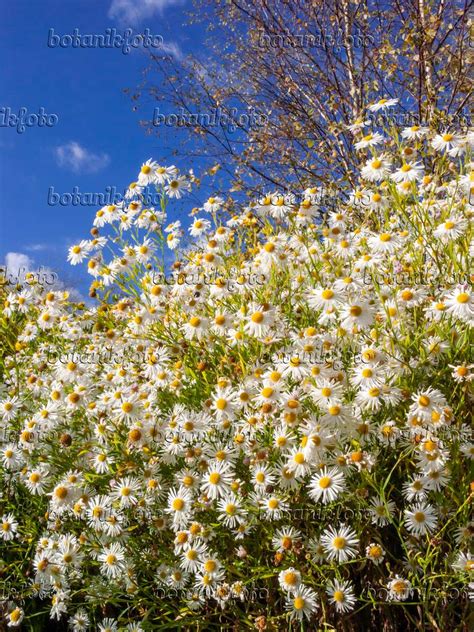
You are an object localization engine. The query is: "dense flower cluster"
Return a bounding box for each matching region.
[1,106,473,629]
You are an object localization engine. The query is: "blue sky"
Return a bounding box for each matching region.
[0,0,210,297]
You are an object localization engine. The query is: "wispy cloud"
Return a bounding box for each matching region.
[108,0,184,24]
[160,41,184,61]
[24,243,50,252]
[54,141,110,174]
[2,252,84,301]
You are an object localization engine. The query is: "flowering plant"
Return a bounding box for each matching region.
[1,106,473,630]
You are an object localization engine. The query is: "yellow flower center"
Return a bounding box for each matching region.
[334,590,345,602]
[293,596,305,610]
[333,536,346,549]
[55,486,68,499]
[251,311,264,323]
[204,560,217,572]
[172,498,185,511]
[215,398,227,410]
[209,472,221,485]
[10,610,22,623]
[285,571,297,585]
[318,476,331,489]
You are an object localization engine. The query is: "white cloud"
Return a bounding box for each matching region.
[159,41,184,61]
[24,243,49,252]
[108,0,184,24]
[2,252,84,301]
[4,252,34,276]
[54,141,110,174]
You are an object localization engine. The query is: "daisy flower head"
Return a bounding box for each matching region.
[278,567,301,592]
[368,97,399,112]
[155,164,178,184]
[404,502,438,536]
[366,542,386,565]
[391,161,424,183]
[1,444,22,470]
[0,396,19,421]
[308,467,345,504]
[433,217,468,242]
[409,387,447,421]
[354,132,385,151]
[182,315,209,340]
[387,576,413,601]
[286,585,318,621]
[321,524,359,562]
[286,447,311,477]
[401,125,429,140]
[167,487,193,526]
[138,159,159,185]
[67,240,92,265]
[432,131,461,153]
[326,579,357,612]
[361,155,392,182]
[217,494,243,528]
[189,217,211,237]
[68,609,90,632]
[98,618,119,632]
[24,466,49,494]
[347,117,370,133]
[203,196,224,213]
[110,476,141,507]
[452,551,473,573]
[244,305,275,338]
[307,286,342,311]
[7,607,24,628]
[1,513,18,541]
[98,542,126,579]
[340,300,375,331]
[444,285,473,324]
[272,526,302,553]
[165,175,190,199]
[368,496,396,526]
[368,231,401,254]
[201,460,233,500]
